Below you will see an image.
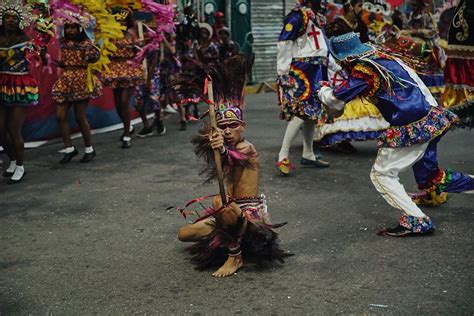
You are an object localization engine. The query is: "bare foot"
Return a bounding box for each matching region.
[212,254,243,278]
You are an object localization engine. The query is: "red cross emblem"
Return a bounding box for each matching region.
[307,25,321,49]
[331,71,344,86]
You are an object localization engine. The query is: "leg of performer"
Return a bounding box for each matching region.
[177,218,215,242]
[413,135,474,197]
[0,106,17,177]
[121,88,132,137]
[119,88,133,148]
[57,103,73,148]
[138,105,150,132]
[135,87,151,131]
[278,116,304,161]
[302,121,330,167]
[113,89,123,122]
[7,106,26,183]
[56,103,77,164]
[154,108,166,135]
[301,119,316,161]
[178,102,187,131]
[276,116,305,175]
[73,101,96,163]
[139,109,150,130]
[370,143,436,236]
[211,195,245,278]
[73,101,92,148]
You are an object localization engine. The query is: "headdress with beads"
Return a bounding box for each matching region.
[0,0,34,30]
[52,8,96,30]
[50,1,97,40]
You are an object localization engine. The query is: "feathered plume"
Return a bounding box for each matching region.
[105,0,175,64]
[171,54,254,115]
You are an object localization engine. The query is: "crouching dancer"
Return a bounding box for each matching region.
[174,55,292,277]
[318,33,474,237]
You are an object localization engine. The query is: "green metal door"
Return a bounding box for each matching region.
[231,0,251,49]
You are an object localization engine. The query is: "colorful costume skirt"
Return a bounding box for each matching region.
[0,73,38,106]
[135,68,161,112]
[52,69,102,104]
[440,56,474,128]
[186,195,290,270]
[101,60,145,89]
[376,107,458,148]
[314,97,390,146]
[279,56,329,125]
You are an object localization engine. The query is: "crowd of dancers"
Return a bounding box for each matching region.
[274,0,473,239]
[1,0,474,277]
[176,0,474,277]
[0,0,240,184]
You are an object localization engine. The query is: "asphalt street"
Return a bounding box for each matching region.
[1,93,473,314]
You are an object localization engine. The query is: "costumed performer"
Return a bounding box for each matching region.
[101,7,144,149]
[276,0,331,176]
[314,1,389,153]
[159,32,187,130]
[175,6,201,121]
[134,21,168,137]
[174,55,292,277]
[0,0,42,184]
[217,27,239,61]
[404,0,445,94]
[113,0,175,137]
[317,32,474,237]
[327,0,369,44]
[51,6,101,164]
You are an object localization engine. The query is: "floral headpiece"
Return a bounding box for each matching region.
[0,0,34,30]
[53,9,95,29]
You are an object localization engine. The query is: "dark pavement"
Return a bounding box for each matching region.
[1,93,473,314]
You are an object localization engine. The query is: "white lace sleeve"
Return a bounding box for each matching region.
[277,40,295,76]
[318,86,345,112]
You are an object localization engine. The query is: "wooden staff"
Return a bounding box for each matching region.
[207,79,227,205]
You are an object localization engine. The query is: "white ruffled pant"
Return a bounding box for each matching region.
[370,143,430,218]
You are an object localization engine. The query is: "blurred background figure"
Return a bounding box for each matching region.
[52,21,101,164]
[101,10,145,149]
[217,27,239,60]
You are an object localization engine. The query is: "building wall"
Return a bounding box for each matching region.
[250,0,287,83]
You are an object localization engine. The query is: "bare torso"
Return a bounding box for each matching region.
[226,140,259,199]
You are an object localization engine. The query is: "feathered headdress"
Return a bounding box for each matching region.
[105,0,175,64]
[0,0,34,30]
[172,54,254,124]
